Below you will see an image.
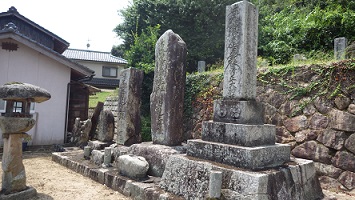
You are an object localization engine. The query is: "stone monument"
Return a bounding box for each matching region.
[116,67,144,146]
[160,1,324,199]
[150,29,187,146]
[96,110,114,142]
[334,37,348,60]
[0,82,50,199]
[197,61,206,73]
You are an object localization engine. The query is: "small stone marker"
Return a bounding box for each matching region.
[150,29,187,146]
[197,61,206,73]
[84,146,91,160]
[116,67,144,146]
[117,154,149,179]
[102,147,112,167]
[208,170,222,199]
[96,110,114,142]
[334,37,348,60]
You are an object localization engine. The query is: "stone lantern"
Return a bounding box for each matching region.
[0,82,50,198]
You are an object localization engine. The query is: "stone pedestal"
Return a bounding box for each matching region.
[1,133,27,193]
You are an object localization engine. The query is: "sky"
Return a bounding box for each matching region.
[0,0,131,52]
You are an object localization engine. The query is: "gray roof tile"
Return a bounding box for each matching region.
[63,48,127,64]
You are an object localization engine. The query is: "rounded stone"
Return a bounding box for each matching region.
[0,82,51,103]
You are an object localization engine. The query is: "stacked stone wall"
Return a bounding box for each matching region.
[186,63,355,191]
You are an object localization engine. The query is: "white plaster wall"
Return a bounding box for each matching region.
[75,60,124,79]
[0,39,70,145]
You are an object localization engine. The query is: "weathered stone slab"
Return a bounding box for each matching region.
[332,151,355,172]
[150,29,187,146]
[88,140,112,150]
[317,129,346,150]
[96,110,114,142]
[213,99,264,124]
[202,121,275,147]
[160,155,323,200]
[223,1,258,100]
[329,109,355,132]
[128,142,186,177]
[116,67,144,146]
[187,139,290,170]
[291,141,332,164]
[345,134,355,154]
[334,37,347,60]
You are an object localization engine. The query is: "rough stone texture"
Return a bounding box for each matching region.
[319,176,343,190]
[150,29,187,146]
[71,118,92,146]
[117,155,149,179]
[160,155,323,200]
[0,117,35,134]
[291,141,332,164]
[314,97,333,114]
[338,171,355,190]
[88,140,112,150]
[332,151,355,172]
[128,142,186,177]
[213,99,264,124]
[223,1,258,100]
[314,162,343,179]
[116,68,144,146]
[334,37,348,60]
[283,115,308,133]
[309,112,329,129]
[348,104,355,115]
[197,61,206,73]
[0,82,50,103]
[0,186,37,200]
[317,129,347,150]
[329,109,355,132]
[1,134,27,193]
[187,139,290,170]
[276,127,295,143]
[208,171,222,198]
[334,96,351,110]
[96,110,114,142]
[91,150,104,165]
[202,121,275,146]
[345,134,355,154]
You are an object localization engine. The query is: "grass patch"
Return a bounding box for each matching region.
[89,89,117,108]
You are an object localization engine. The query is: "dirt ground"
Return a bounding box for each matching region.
[0,152,131,200]
[0,152,354,200]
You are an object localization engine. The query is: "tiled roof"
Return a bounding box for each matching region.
[83,78,120,88]
[63,48,128,64]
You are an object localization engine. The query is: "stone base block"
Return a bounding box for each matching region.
[160,155,324,200]
[202,121,275,146]
[187,139,290,170]
[0,186,37,200]
[88,140,112,150]
[213,99,264,124]
[128,142,186,177]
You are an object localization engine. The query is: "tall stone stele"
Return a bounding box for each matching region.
[0,82,50,198]
[150,30,187,146]
[116,67,144,146]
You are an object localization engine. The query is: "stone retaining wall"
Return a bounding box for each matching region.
[186,64,355,191]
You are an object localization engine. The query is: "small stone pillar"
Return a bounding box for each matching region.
[198,61,206,73]
[334,37,348,60]
[0,82,50,198]
[84,146,91,160]
[208,171,222,199]
[151,29,187,146]
[102,147,112,168]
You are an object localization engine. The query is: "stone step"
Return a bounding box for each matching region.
[160,155,324,200]
[213,99,264,124]
[202,121,275,146]
[187,139,290,170]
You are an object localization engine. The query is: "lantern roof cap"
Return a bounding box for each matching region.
[0,82,51,103]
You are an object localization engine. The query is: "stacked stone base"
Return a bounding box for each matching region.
[0,186,37,200]
[160,155,324,200]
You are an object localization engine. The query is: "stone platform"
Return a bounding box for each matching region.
[0,186,37,200]
[160,155,324,200]
[187,139,290,170]
[52,149,183,200]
